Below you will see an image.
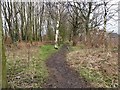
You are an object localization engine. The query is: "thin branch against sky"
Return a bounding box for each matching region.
[1,0,119,33]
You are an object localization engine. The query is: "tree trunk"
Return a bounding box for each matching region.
[103,1,108,51]
[54,3,60,49]
[0,3,7,88]
[0,4,2,87]
[2,40,7,88]
[72,27,78,46]
[35,18,38,41]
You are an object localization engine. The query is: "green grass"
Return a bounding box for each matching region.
[39,45,58,60]
[68,45,118,88]
[6,44,60,88]
[78,67,115,87]
[70,44,86,51]
[79,67,104,86]
[35,44,58,84]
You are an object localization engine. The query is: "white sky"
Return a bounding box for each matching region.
[106,0,119,34]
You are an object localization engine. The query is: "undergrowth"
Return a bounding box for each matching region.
[6,44,58,88]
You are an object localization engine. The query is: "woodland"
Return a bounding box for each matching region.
[0,0,119,88]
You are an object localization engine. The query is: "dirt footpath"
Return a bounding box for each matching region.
[42,45,91,88]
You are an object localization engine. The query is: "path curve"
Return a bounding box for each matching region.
[42,45,90,88]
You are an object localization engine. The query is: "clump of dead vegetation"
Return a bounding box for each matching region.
[5,42,56,88]
[66,47,118,88]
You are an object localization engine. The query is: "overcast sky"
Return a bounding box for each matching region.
[106,0,119,34]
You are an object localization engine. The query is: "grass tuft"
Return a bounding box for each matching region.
[6,44,59,88]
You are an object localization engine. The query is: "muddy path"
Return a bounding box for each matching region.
[42,45,91,88]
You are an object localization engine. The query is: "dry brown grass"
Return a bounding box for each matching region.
[66,48,118,88]
[5,42,58,88]
[5,42,49,88]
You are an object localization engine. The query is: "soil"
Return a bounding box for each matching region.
[42,45,91,88]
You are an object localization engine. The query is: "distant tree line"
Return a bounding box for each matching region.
[1,0,118,47]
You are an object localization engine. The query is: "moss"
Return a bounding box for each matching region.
[0,8,2,88]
